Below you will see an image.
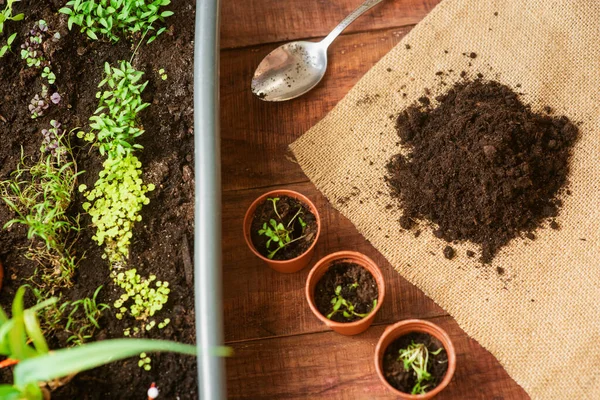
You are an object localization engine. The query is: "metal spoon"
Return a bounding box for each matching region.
[252,0,385,101]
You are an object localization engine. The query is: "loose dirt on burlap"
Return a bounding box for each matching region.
[290,0,600,398]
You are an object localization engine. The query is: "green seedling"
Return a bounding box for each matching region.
[41,67,55,85]
[0,286,231,399]
[327,284,377,320]
[63,286,109,346]
[0,0,24,58]
[60,0,173,43]
[138,352,151,371]
[78,61,154,264]
[257,197,307,259]
[158,68,167,80]
[397,341,444,395]
[112,270,169,321]
[0,134,82,291]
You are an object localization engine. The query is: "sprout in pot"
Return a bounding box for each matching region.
[315,262,378,323]
[250,196,317,260]
[382,332,448,395]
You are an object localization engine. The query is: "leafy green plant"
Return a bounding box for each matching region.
[138,352,151,371]
[0,0,24,58]
[326,284,377,320]
[25,285,108,346]
[78,61,154,264]
[112,269,169,321]
[158,68,167,80]
[63,286,109,346]
[397,341,444,395]
[0,286,230,399]
[59,0,173,43]
[41,67,55,85]
[257,197,307,259]
[0,134,82,291]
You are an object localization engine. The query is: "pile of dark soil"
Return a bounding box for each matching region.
[386,79,578,262]
[315,262,378,323]
[383,332,448,393]
[0,0,198,398]
[250,196,317,260]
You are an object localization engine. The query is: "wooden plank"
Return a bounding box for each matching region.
[222,182,448,343]
[226,316,529,399]
[221,25,416,192]
[220,0,440,49]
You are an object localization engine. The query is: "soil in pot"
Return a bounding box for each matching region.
[314,262,378,323]
[250,195,317,260]
[383,332,448,395]
[386,79,578,263]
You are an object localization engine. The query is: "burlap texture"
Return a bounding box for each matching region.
[290,0,600,398]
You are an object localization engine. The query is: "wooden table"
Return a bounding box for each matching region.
[220,1,529,398]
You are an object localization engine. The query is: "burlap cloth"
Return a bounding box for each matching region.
[290,0,600,398]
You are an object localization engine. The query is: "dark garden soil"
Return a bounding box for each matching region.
[386,79,578,263]
[250,195,317,260]
[383,332,448,394]
[0,0,198,398]
[314,262,378,323]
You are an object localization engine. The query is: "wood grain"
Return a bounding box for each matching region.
[222,181,448,342]
[226,316,529,399]
[221,26,417,192]
[221,0,441,49]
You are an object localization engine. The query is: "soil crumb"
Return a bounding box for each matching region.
[314,262,378,323]
[386,79,578,262]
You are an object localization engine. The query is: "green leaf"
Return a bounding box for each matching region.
[160,10,174,17]
[87,29,98,40]
[59,7,73,15]
[14,339,229,386]
[11,14,24,22]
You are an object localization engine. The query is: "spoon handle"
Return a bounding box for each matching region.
[320,0,386,48]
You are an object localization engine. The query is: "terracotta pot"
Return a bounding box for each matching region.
[243,189,321,273]
[306,251,385,335]
[374,319,457,399]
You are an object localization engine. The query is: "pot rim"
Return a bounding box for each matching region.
[243,189,321,265]
[374,319,457,399]
[305,250,385,329]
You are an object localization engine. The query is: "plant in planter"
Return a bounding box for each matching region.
[0,0,24,58]
[326,283,378,320]
[0,286,227,399]
[257,197,308,259]
[375,320,456,399]
[0,132,82,291]
[60,0,174,43]
[306,251,385,335]
[395,339,445,394]
[244,190,320,273]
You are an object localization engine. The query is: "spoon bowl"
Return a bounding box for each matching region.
[252,41,327,102]
[251,0,385,101]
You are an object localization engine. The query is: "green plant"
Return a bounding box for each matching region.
[78,61,154,264]
[138,352,151,371]
[59,0,173,43]
[41,67,55,85]
[257,197,307,259]
[0,135,82,291]
[63,286,109,345]
[112,269,169,321]
[0,0,24,58]
[397,341,444,395]
[158,68,167,80]
[327,284,377,320]
[0,285,231,399]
